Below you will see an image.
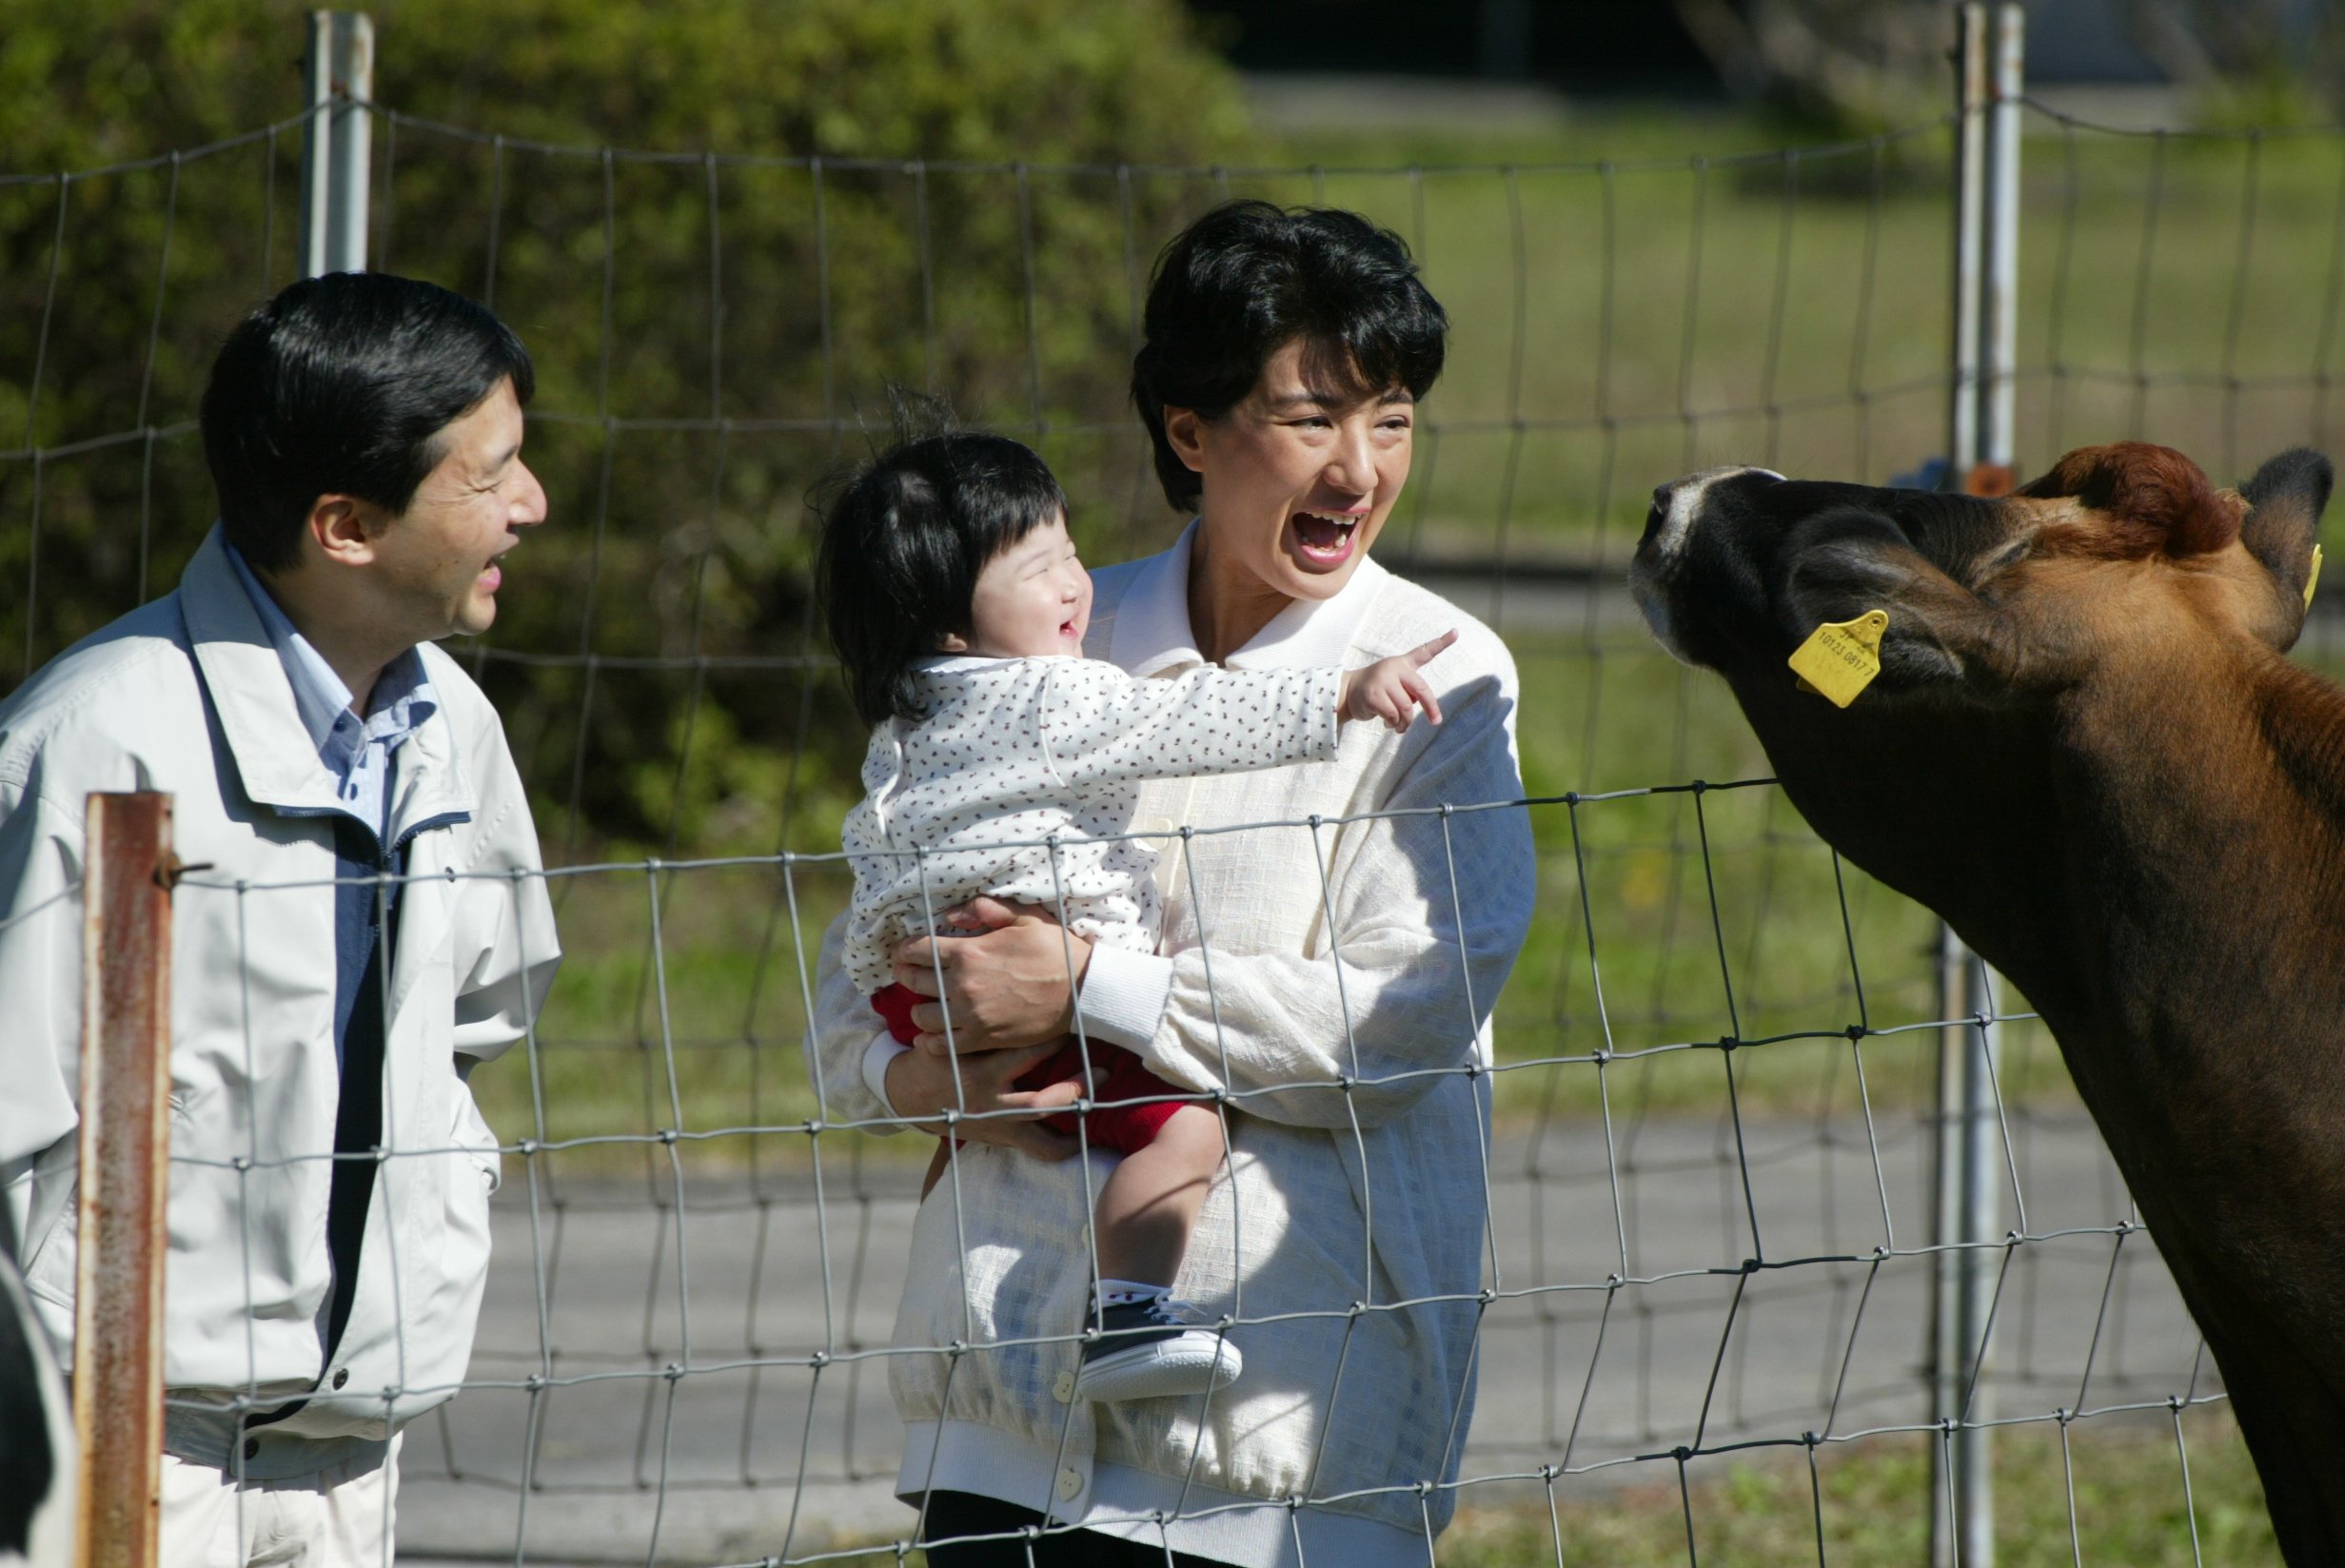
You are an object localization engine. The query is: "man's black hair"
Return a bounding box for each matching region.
[815,421,1069,728]
[1130,201,1448,513]
[200,272,536,572]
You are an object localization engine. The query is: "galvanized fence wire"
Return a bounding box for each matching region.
[10,87,2344,1563]
[148,778,2216,1568]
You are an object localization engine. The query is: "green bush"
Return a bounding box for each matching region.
[0,0,1256,853]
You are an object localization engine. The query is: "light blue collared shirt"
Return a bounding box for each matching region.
[225,542,438,845]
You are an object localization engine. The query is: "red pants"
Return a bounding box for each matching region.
[872,983,1186,1155]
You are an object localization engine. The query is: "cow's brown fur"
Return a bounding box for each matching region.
[1631,442,2343,1563]
[2020,440,2245,557]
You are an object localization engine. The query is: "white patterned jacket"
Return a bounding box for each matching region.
[840,655,1341,994]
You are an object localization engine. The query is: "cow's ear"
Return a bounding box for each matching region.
[2020,441,2240,557]
[1778,506,2010,694]
[2237,448,2334,649]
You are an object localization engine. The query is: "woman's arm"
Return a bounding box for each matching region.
[886,903,1093,1052]
[882,637,1462,1051]
[1133,666,1535,1130]
[887,659,1535,1127]
[804,911,1082,1159]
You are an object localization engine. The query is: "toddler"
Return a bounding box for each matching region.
[818,428,1448,1402]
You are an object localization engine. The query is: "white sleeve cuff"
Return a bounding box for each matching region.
[1075,947,1174,1050]
[1311,664,1342,757]
[860,1030,910,1118]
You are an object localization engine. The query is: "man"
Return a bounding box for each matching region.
[0,271,561,1566]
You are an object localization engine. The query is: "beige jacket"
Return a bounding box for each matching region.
[810,525,1534,1540]
[0,527,560,1477]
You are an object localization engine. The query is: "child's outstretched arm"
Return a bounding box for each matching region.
[1037,629,1458,789]
[1340,629,1458,734]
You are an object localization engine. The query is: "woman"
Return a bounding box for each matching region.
[811,201,1535,1567]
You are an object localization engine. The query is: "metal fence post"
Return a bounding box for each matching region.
[1949,7,1986,483]
[71,791,175,1568]
[1932,937,2004,1568]
[1983,7,2022,476]
[1935,8,2022,1566]
[298,10,374,277]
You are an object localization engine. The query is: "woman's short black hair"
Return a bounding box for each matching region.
[816,424,1068,728]
[201,271,536,572]
[1131,201,1448,512]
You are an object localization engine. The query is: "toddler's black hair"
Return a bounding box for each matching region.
[816,421,1069,727]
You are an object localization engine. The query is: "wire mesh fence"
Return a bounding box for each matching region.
[9,43,2345,1567]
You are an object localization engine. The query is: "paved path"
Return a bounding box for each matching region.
[398,1110,2209,1564]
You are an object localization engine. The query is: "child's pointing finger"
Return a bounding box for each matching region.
[1408,628,1460,668]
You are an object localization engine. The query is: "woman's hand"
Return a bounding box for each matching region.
[883,1037,1082,1162]
[890,896,1095,1053]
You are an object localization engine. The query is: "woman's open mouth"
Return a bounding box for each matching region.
[1290,509,1364,569]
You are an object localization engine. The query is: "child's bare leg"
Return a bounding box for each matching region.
[1074,1105,1245,1401]
[1091,1104,1226,1287]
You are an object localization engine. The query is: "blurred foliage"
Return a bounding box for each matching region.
[1671,0,2345,142]
[2112,0,2345,129]
[0,0,1256,854]
[1669,0,1955,140]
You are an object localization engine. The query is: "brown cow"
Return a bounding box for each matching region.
[1628,442,2338,1562]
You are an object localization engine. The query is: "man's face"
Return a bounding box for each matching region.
[365,378,545,639]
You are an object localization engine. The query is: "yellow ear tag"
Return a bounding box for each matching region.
[1787,610,1889,709]
[2306,544,2323,610]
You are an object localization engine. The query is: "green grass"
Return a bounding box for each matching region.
[468,853,861,1183]
[1436,1408,2277,1568]
[797,1407,2274,1567]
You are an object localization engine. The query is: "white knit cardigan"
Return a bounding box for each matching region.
[808,525,1536,1544]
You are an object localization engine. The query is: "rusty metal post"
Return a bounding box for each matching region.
[72,792,174,1568]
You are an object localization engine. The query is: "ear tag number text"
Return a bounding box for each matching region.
[2307,544,2323,610]
[1788,610,1889,709]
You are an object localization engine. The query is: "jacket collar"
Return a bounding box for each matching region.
[1105,517,1391,676]
[912,654,1018,676]
[180,525,474,834]
[222,539,439,762]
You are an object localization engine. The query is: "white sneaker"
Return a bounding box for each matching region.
[1074,1297,1243,1402]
